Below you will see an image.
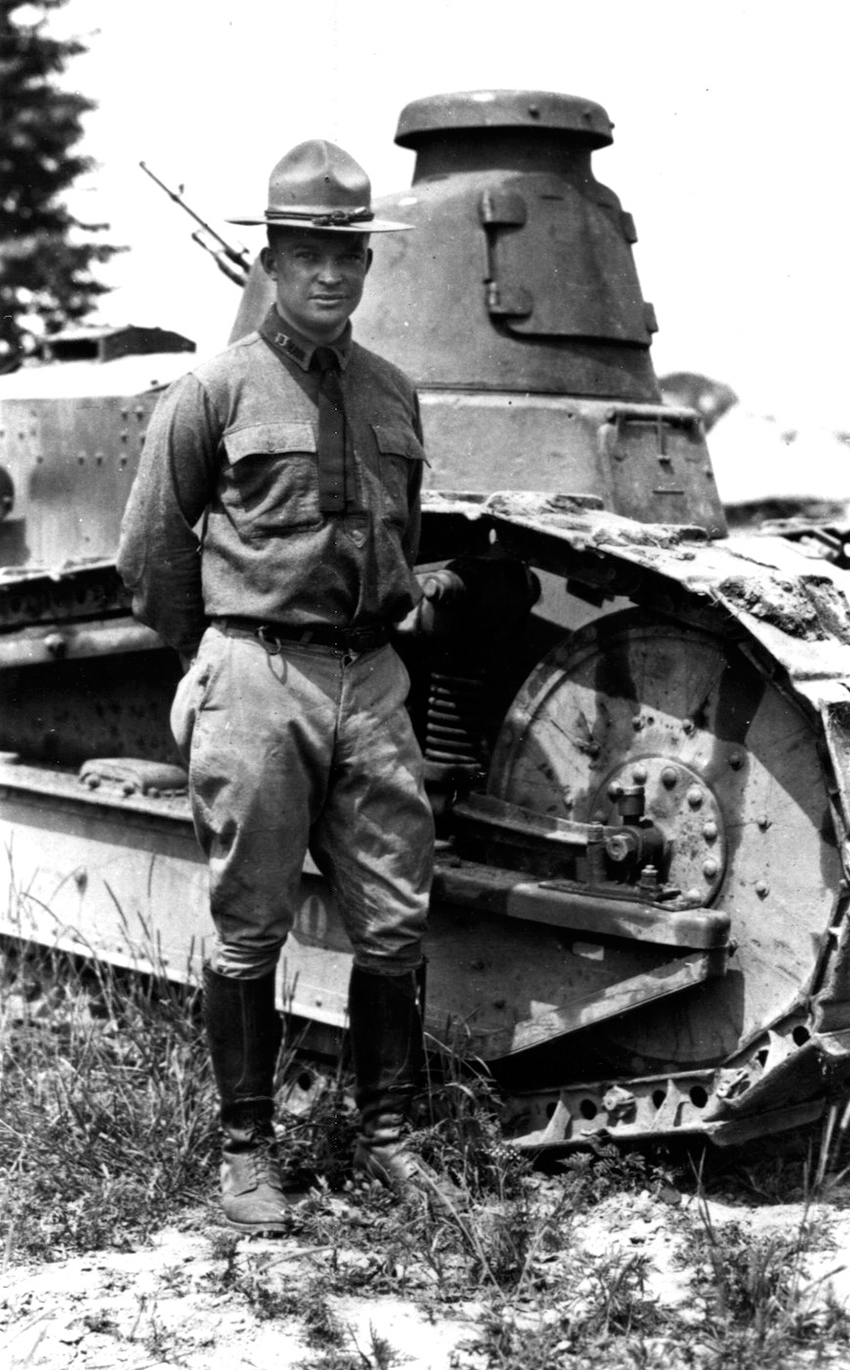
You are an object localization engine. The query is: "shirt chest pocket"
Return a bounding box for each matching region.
[221,421,321,534]
[372,424,427,528]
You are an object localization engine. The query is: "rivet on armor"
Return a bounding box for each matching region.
[632,764,648,784]
[682,719,695,735]
[661,766,678,788]
[687,786,703,809]
[758,814,771,830]
[755,880,769,898]
[632,715,643,730]
[44,633,67,659]
[703,858,719,879]
[703,820,718,841]
[729,752,744,770]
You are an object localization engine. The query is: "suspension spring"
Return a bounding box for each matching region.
[424,667,490,769]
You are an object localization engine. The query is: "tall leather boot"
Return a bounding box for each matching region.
[203,963,293,1234]
[348,965,461,1209]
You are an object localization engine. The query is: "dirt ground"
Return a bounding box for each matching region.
[3,1182,850,1370]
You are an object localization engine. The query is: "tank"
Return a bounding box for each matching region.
[2,90,850,1153]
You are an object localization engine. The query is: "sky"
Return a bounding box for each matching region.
[40,0,850,432]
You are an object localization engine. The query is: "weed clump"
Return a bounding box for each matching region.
[0,943,218,1259]
[557,1143,682,1209]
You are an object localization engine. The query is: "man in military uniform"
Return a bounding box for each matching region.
[118,140,443,1233]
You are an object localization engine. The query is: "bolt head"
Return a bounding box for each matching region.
[607,835,631,861]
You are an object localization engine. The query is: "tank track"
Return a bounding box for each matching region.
[419,490,850,1148]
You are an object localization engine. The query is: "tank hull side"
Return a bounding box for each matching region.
[418,392,725,532]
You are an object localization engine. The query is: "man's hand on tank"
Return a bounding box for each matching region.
[394,569,467,637]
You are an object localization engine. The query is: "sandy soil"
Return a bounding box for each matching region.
[3,1183,850,1369]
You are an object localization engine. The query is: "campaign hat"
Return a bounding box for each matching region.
[229,139,410,232]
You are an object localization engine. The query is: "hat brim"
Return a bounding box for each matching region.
[227,214,411,233]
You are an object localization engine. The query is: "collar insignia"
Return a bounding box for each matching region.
[273,331,309,367]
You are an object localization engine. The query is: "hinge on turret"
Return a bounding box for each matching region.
[482,187,534,315]
[479,189,528,226]
[484,281,534,317]
[480,189,534,317]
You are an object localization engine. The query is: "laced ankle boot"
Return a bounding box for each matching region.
[348,965,462,1210]
[203,964,294,1234]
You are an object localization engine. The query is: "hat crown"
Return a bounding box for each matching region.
[267,140,371,217]
[227,140,409,230]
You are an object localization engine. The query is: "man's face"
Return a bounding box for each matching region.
[260,229,372,344]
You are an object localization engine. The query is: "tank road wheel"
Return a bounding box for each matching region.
[487,609,843,1073]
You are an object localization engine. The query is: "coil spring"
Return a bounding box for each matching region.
[424,667,489,769]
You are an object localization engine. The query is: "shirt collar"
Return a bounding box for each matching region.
[259,307,352,373]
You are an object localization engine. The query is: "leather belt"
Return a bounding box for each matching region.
[214,616,391,654]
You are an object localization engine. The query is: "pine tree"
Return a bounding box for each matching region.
[0,0,119,369]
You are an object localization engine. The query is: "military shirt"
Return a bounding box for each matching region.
[117,311,427,655]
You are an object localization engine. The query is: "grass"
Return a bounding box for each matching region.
[0,937,218,1260]
[3,937,850,1369]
